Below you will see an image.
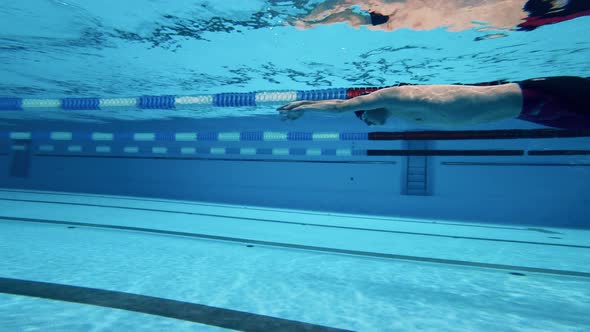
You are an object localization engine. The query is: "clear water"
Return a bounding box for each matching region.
[0,1,589,331]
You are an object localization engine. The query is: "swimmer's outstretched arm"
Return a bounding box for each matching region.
[295,7,371,29]
[278,84,523,127]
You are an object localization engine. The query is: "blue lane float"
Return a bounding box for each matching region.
[1,129,589,143]
[11,141,572,158]
[138,96,176,109]
[0,98,23,111]
[0,131,368,142]
[0,87,363,111]
[61,98,101,110]
[213,92,257,107]
[296,88,348,101]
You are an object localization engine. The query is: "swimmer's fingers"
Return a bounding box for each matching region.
[277,100,319,111]
[279,108,305,121]
[278,100,344,121]
[277,101,313,121]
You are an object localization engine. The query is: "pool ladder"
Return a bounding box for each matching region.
[404,140,429,196]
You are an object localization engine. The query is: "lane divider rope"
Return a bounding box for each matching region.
[0,88,384,111]
[0,131,365,142]
[1,129,589,143]
[5,143,527,157]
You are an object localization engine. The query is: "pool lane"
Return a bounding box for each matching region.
[0,277,349,332]
[1,220,589,331]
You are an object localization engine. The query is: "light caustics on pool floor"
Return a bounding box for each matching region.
[0,189,589,331]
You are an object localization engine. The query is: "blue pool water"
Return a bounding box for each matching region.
[1,1,589,331]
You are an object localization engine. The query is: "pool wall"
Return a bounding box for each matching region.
[0,115,588,228]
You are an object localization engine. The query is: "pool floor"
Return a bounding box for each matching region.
[0,189,589,331]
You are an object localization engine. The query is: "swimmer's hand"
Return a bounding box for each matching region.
[277,100,349,120]
[277,88,388,122]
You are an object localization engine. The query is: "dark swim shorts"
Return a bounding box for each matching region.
[517,76,590,130]
[520,0,590,31]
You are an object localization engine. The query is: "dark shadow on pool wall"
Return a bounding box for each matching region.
[0,277,350,332]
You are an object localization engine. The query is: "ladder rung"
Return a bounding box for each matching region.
[408,157,426,166]
[407,174,425,182]
[407,167,426,175]
[407,183,426,190]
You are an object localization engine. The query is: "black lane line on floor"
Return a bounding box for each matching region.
[34,154,396,164]
[442,162,590,167]
[528,150,590,156]
[0,277,350,332]
[0,199,587,249]
[2,217,590,278]
[0,189,534,232]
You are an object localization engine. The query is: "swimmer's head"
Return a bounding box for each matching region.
[354,108,389,126]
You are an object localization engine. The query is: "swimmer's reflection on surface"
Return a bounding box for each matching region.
[291,0,590,32]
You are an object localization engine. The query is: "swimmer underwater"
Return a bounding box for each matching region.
[278,77,590,130]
